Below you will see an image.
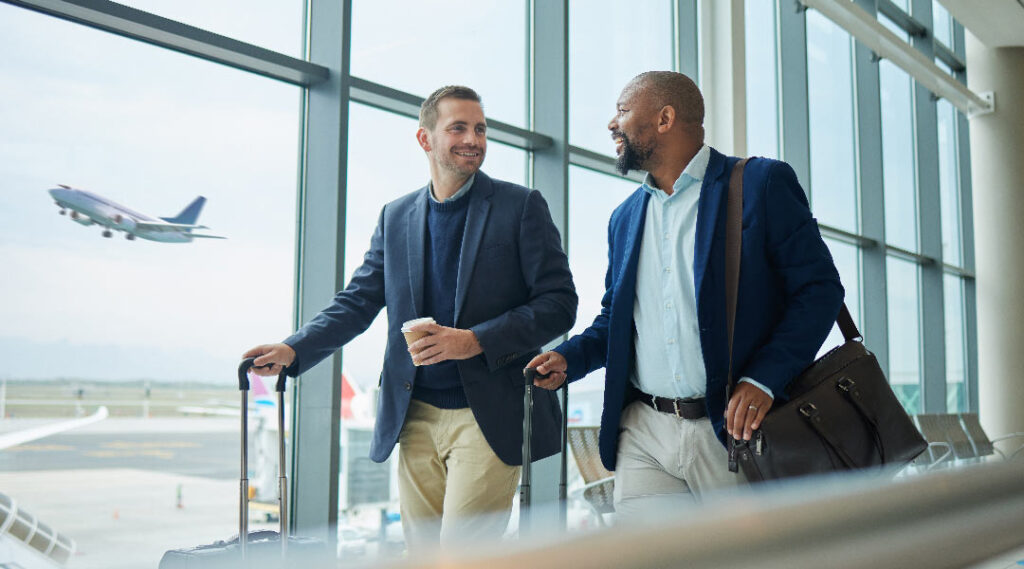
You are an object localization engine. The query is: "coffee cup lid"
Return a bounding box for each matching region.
[402,317,435,332]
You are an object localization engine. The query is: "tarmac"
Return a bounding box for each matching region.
[0,418,278,569]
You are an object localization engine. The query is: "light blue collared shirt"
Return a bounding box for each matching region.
[428,174,475,203]
[631,145,771,400]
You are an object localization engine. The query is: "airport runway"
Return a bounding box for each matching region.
[1,430,239,479]
[1,418,281,569]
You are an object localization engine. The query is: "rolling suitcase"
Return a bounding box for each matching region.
[158,358,327,569]
[519,367,568,535]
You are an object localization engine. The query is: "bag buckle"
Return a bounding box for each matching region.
[837,377,856,392]
[799,402,818,419]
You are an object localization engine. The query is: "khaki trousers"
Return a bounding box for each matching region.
[397,399,520,552]
[613,400,744,522]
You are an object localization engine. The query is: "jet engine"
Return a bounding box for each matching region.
[69,211,94,226]
[112,214,137,233]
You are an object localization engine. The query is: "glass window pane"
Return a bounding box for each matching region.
[937,99,962,266]
[806,10,858,233]
[818,239,860,358]
[932,0,953,48]
[566,166,637,425]
[880,60,918,252]
[745,0,779,159]
[887,257,922,414]
[569,0,675,155]
[0,5,300,567]
[118,0,304,57]
[944,273,967,412]
[351,0,528,128]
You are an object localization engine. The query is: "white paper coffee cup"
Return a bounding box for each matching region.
[402,317,436,365]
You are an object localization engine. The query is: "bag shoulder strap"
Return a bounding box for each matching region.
[724,158,747,396]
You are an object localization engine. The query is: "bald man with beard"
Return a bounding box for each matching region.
[528,71,844,518]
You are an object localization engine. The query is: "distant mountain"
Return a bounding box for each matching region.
[0,336,234,383]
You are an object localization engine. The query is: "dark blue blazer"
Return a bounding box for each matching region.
[284,172,577,465]
[554,148,844,471]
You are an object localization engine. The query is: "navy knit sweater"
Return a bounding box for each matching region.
[412,194,471,409]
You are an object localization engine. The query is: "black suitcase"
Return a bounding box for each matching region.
[159,359,328,568]
[519,368,568,535]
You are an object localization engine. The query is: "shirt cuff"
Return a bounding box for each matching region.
[739,376,774,399]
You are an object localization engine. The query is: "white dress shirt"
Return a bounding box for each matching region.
[631,145,771,400]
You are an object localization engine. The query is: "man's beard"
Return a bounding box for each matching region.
[439,148,484,178]
[614,133,653,175]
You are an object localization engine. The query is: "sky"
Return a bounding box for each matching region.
[0,0,663,389]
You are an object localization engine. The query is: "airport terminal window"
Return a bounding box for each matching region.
[944,273,967,412]
[887,257,922,414]
[745,0,780,159]
[806,10,858,235]
[879,59,919,253]
[350,0,528,128]
[937,99,962,266]
[932,1,953,49]
[0,5,300,568]
[117,0,304,57]
[566,166,637,422]
[819,238,861,358]
[569,0,675,156]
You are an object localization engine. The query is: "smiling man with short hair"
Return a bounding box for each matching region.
[245,85,576,550]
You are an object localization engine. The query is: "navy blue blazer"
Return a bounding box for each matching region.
[284,171,577,465]
[554,148,844,471]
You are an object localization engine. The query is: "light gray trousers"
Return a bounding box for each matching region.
[612,400,744,522]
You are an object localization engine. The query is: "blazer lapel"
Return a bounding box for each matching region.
[407,187,429,317]
[454,173,493,324]
[693,148,730,303]
[616,190,650,300]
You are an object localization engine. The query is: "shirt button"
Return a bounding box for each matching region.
[665,302,672,309]
[675,375,682,381]
[404,382,412,391]
[663,233,669,240]
[664,268,671,273]
[668,339,675,345]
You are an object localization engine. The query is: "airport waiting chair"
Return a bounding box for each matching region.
[912,414,956,470]
[958,412,1024,461]
[566,426,615,526]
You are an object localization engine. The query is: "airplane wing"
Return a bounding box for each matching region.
[134,221,208,232]
[0,406,108,450]
[187,233,227,239]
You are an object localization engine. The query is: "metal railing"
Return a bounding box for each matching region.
[378,460,1024,569]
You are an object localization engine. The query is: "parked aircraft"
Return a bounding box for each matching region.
[47,185,225,242]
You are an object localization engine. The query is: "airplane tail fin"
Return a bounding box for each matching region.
[161,196,207,225]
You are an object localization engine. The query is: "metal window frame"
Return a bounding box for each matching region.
[2,0,329,86]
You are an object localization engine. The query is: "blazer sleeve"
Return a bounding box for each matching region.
[470,190,578,372]
[283,207,388,376]
[553,215,615,382]
[739,161,845,396]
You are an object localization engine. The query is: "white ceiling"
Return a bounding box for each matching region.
[939,0,1024,48]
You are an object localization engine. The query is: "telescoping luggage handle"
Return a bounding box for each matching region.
[520,368,568,535]
[238,358,289,560]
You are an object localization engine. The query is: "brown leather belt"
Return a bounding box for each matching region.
[642,393,707,420]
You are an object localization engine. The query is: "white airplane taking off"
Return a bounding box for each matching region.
[47,185,225,243]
